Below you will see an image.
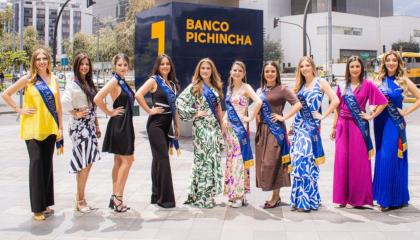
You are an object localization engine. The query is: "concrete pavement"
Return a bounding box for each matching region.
[0,86,420,240]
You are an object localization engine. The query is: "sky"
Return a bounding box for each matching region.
[394,0,420,17]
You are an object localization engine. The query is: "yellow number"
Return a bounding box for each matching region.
[151,21,165,55]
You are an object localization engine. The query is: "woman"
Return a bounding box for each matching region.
[373,50,420,211]
[94,53,135,212]
[255,61,302,209]
[135,54,180,208]
[62,53,101,213]
[223,61,262,208]
[176,58,224,208]
[290,56,339,212]
[331,56,387,208]
[1,48,63,221]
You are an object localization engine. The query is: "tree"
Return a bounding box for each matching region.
[263,38,283,63]
[112,0,155,63]
[392,40,420,52]
[63,32,96,64]
[0,5,13,36]
[23,26,42,57]
[0,32,16,52]
[0,50,29,73]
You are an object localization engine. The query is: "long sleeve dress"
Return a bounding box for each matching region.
[373,76,409,208]
[333,80,387,206]
[176,84,224,208]
[290,78,324,211]
[62,80,101,173]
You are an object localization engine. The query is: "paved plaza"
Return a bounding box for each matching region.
[0,84,420,240]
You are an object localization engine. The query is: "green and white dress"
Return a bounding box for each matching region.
[176,84,224,208]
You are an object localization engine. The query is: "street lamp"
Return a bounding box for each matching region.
[303,0,312,57]
[273,17,312,57]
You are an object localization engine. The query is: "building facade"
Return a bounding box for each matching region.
[10,0,92,58]
[240,0,420,70]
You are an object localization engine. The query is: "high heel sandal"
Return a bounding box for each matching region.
[75,199,91,213]
[112,195,129,213]
[109,194,116,209]
[33,212,46,221]
[263,199,281,209]
[231,197,247,208]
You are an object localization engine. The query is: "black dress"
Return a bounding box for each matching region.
[102,87,135,155]
[146,81,176,208]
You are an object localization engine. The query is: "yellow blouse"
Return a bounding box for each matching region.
[20,77,60,140]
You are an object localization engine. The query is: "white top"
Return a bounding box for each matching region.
[61,80,90,113]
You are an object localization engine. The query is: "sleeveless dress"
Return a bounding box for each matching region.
[102,85,135,155]
[147,80,176,208]
[373,76,409,208]
[290,78,324,211]
[224,94,251,201]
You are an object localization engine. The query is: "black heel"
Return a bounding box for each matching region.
[109,194,115,209]
[112,195,129,213]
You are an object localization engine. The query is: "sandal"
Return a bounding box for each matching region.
[263,199,281,209]
[75,199,91,213]
[33,212,45,221]
[112,195,129,213]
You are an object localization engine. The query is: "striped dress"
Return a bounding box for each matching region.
[62,80,100,173]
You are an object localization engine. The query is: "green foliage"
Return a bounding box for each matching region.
[23,26,43,57]
[0,5,13,35]
[392,40,420,52]
[0,32,16,52]
[263,38,283,63]
[0,50,29,73]
[63,32,96,64]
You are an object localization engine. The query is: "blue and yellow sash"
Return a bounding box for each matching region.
[297,91,325,165]
[259,89,291,171]
[34,75,63,155]
[226,93,253,169]
[113,72,134,107]
[341,84,374,159]
[379,78,407,159]
[203,83,220,125]
[153,75,180,156]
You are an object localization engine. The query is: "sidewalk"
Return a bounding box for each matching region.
[0,93,419,240]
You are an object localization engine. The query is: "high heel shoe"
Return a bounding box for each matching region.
[112,195,129,213]
[263,199,281,209]
[33,212,45,221]
[231,197,247,208]
[75,199,91,213]
[109,194,115,209]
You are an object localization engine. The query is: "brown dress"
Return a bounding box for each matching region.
[255,84,298,191]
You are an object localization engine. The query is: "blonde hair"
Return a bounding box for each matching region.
[192,58,224,100]
[293,56,317,93]
[29,48,52,83]
[377,50,408,94]
[227,61,247,94]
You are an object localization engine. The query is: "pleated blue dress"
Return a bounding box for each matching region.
[373,76,409,208]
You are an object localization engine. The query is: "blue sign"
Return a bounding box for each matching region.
[135,2,263,90]
[61,57,69,66]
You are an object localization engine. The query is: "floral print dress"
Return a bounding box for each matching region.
[176,84,224,208]
[224,94,251,201]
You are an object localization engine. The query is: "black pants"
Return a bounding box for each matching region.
[25,135,56,213]
[147,114,175,208]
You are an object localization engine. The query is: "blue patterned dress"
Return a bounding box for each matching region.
[373,76,409,208]
[290,78,324,211]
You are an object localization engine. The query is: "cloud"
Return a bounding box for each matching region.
[394,0,420,17]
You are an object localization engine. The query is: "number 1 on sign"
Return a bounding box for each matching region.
[151,21,165,55]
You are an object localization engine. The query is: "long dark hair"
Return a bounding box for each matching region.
[260,61,281,89]
[150,54,180,91]
[73,53,97,106]
[344,55,364,90]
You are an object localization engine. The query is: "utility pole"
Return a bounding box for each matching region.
[17,0,24,119]
[52,0,71,69]
[327,0,332,75]
[303,0,312,56]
